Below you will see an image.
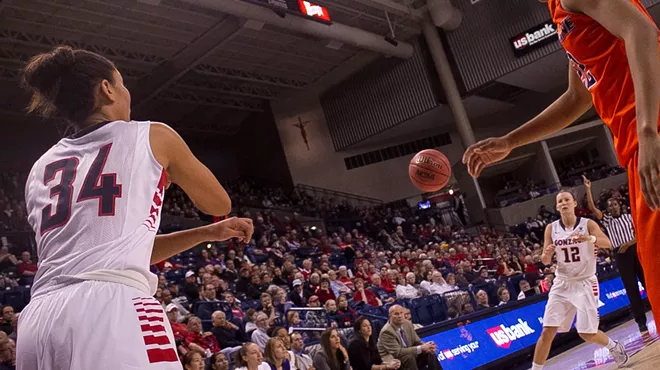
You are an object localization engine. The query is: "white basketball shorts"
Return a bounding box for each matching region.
[16,280,182,370]
[542,276,600,334]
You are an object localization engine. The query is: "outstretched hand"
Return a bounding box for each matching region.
[205,217,254,243]
[462,137,513,178]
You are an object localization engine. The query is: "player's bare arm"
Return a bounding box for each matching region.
[149,122,232,216]
[582,175,603,220]
[541,224,556,265]
[151,217,254,264]
[564,0,660,209]
[463,64,592,178]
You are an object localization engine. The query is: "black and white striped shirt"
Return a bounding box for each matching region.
[601,213,635,249]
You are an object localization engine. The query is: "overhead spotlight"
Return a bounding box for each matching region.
[206,243,212,249]
[449,189,454,195]
[384,35,398,46]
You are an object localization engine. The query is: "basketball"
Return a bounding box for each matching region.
[409,149,451,193]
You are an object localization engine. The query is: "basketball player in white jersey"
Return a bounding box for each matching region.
[15,46,254,369]
[531,189,627,369]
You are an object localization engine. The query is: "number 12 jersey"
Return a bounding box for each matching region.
[551,217,597,280]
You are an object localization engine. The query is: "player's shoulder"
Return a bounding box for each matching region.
[148,121,180,139]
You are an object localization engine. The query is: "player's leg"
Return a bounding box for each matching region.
[531,326,559,369]
[15,295,51,370]
[627,151,660,321]
[575,277,628,366]
[616,244,648,331]
[532,283,573,369]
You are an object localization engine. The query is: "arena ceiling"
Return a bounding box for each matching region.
[0,0,657,137]
[0,0,423,134]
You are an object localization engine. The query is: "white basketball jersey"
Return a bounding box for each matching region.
[25,120,166,298]
[551,217,596,280]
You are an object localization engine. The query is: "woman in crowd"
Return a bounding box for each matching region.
[315,279,336,304]
[352,278,381,307]
[348,317,400,370]
[206,352,229,370]
[182,350,206,370]
[264,338,292,370]
[235,342,271,370]
[312,329,350,370]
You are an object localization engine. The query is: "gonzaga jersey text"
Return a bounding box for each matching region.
[552,217,596,280]
[25,120,166,298]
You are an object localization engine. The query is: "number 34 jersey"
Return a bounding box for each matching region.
[552,217,597,280]
[25,120,167,299]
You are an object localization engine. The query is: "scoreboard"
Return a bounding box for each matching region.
[248,0,332,23]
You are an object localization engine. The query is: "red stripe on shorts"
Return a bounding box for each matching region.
[134,302,162,307]
[136,308,163,314]
[143,334,172,346]
[141,324,166,333]
[138,315,164,322]
[146,348,178,363]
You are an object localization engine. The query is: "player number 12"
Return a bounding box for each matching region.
[561,247,581,263]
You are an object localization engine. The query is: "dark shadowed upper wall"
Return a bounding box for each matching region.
[0,109,292,188]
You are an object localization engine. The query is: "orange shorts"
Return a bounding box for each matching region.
[627,150,660,319]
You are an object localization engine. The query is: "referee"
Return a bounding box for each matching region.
[584,176,648,333]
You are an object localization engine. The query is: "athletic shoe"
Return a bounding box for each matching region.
[610,342,629,367]
[639,323,648,334]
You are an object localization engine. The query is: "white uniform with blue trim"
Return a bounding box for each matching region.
[542,217,600,334]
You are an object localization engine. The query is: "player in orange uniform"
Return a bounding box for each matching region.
[464,0,659,365]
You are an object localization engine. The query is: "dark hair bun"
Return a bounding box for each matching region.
[21,46,75,94]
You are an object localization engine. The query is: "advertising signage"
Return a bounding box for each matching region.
[421,277,643,370]
[510,21,559,57]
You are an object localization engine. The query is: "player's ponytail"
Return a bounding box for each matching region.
[20,46,116,130]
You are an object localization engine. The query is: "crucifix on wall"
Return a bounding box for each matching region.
[293,116,310,151]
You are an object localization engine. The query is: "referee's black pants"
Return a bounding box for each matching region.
[615,244,647,326]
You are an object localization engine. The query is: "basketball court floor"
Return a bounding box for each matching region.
[542,312,659,369]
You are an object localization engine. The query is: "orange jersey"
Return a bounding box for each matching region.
[548,0,660,166]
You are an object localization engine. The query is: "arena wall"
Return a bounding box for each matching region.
[271,96,465,202]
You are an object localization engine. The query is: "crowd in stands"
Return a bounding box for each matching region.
[0,169,631,370]
[492,163,625,208]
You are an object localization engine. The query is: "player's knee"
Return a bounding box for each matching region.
[579,333,596,342]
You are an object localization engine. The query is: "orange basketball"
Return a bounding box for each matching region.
[409,149,451,193]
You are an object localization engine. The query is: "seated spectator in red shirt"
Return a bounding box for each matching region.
[315,279,336,304]
[352,278,381,307]
[524,255,540,275]
[337,266,354,290]
[166,304,188,340]
[300,259,313,280]
[185,316,219,354]
[17,251,37,277]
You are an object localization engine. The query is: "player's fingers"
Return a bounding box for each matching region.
[463,140,487,163]
[650,166,660,210]
[473,159,488,178]
[462,143,480,163]
[640,171,657,210]
[468,155,483,177]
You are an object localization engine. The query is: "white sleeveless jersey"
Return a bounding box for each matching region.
[551,217,597,280]
[25,120,166,298]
